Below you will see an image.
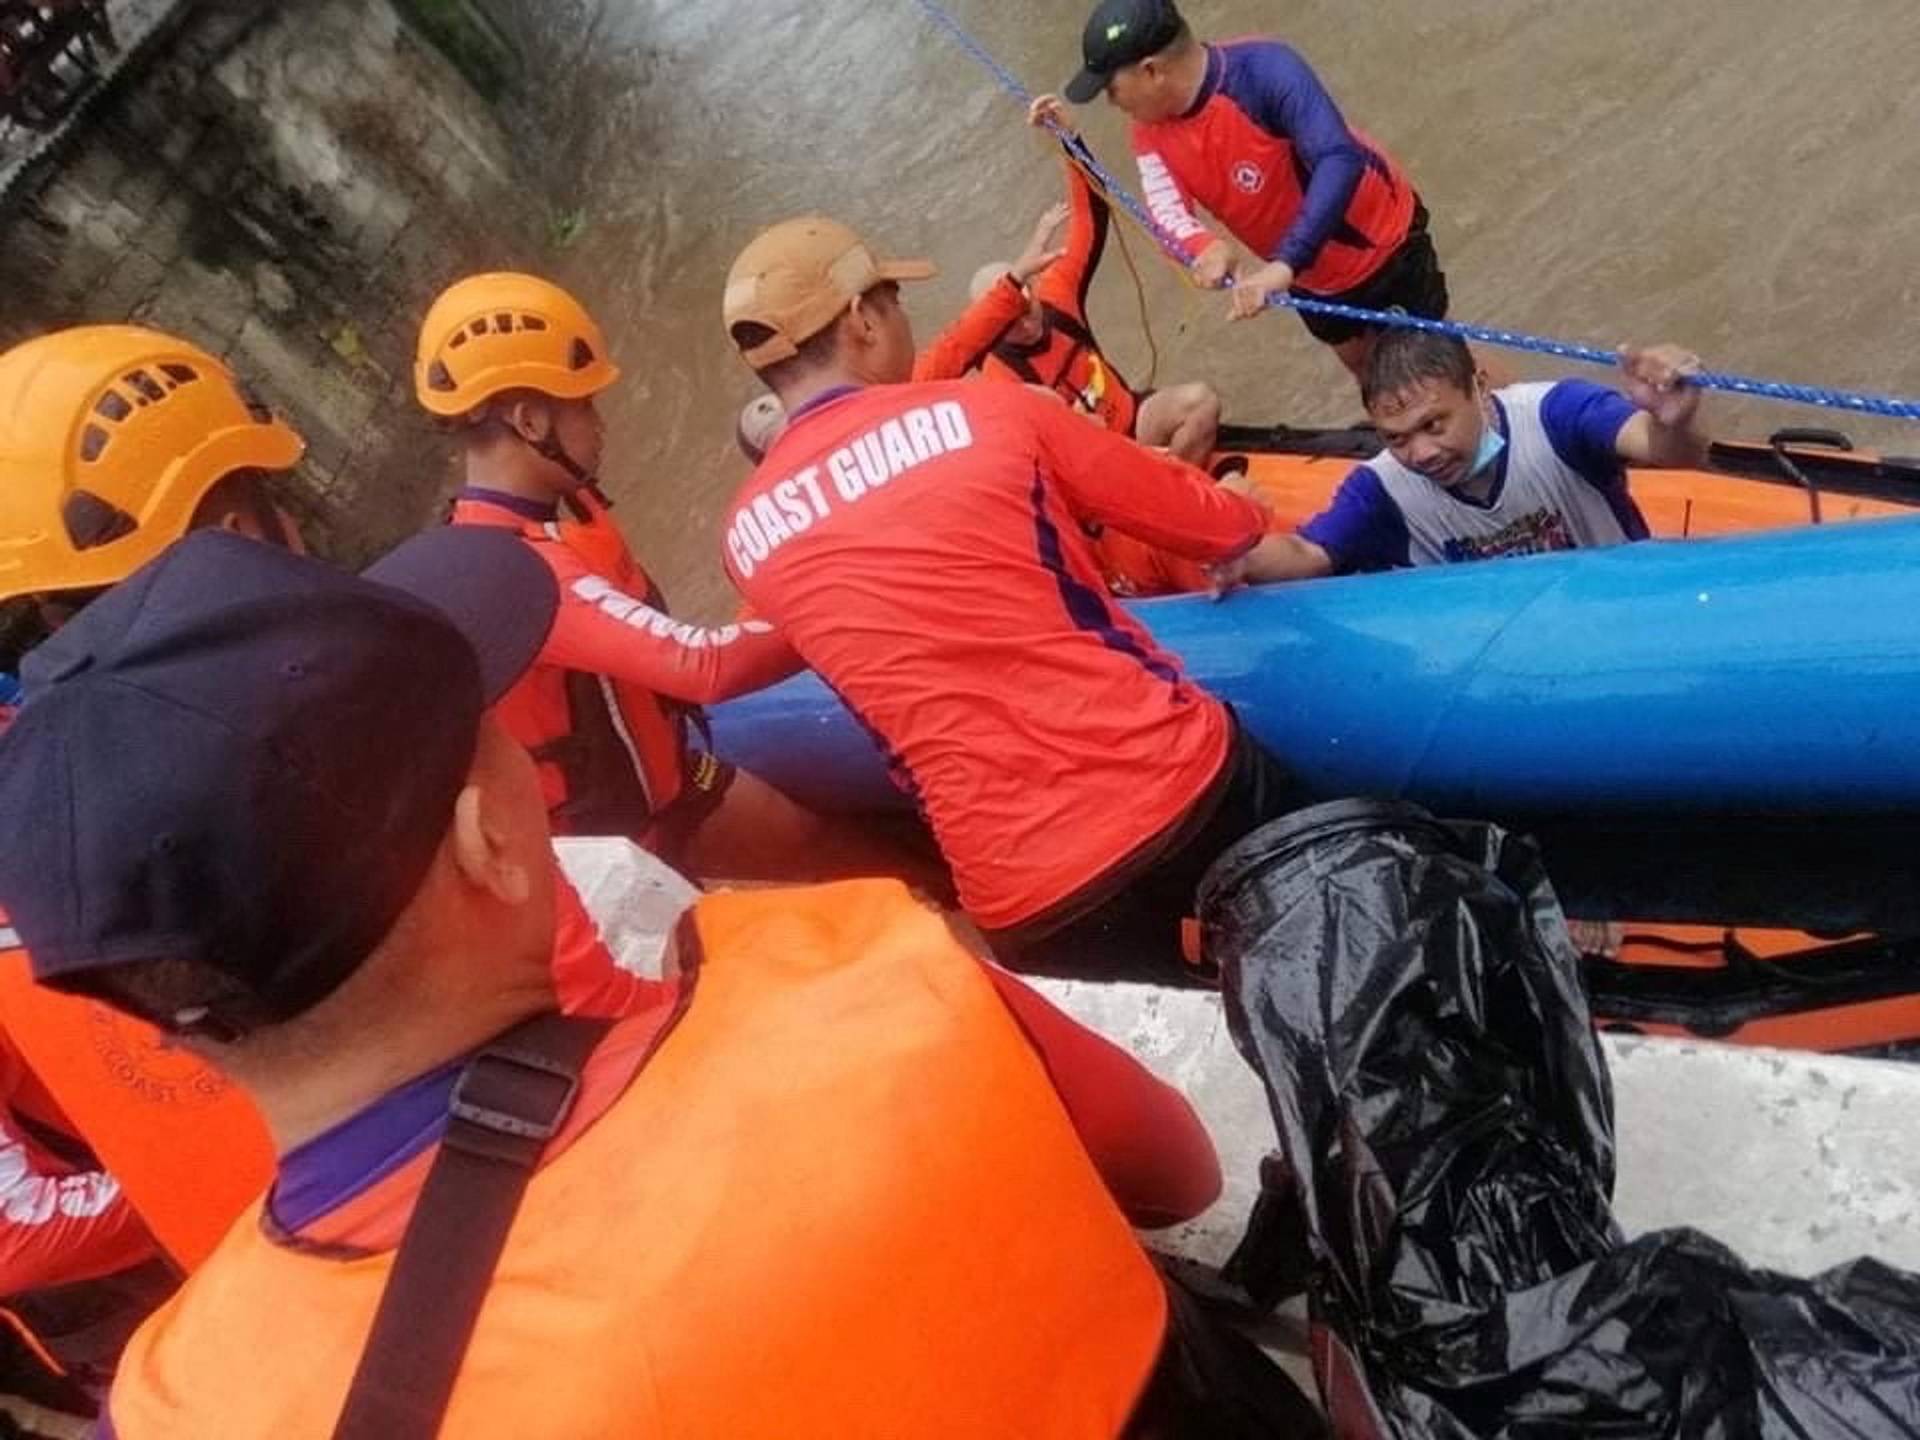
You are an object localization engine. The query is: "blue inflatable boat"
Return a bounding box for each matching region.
[711,516,1920,934]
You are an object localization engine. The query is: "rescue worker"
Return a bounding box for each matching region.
[731,210,1071,467]
[1054,0,1447,378]
[0,325,311,1386]
[720,216,1314,980]
[419,273,948,890]
[742,154,1219,471]
[731,188,1238,605]
[0,326,646,1319]
[917,120,1220,466]
[0,530,1317,1438]
[1249,328,1709,576]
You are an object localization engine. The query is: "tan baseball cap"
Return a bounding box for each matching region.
[723,216,936,369]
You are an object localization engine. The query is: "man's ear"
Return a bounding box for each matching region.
[449,781,534,906]
[502,395,553,445]
[844,294,880,350]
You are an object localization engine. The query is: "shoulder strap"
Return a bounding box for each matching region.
[992,341,1044,387]
[1041,304,1098,352]
[530,670,659,838]
[330,1011,615,1440]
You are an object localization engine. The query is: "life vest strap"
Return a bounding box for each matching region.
[534,671,661,839]
[330,1011,615,1440]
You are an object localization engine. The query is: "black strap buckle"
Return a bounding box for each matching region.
[447,1039,583,1164]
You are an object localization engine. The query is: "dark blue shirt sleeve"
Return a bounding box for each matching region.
[1226,42,1367,272]
[1538,379,1638,480]
[1538,379,1650,540]
[1296,465,1411,573]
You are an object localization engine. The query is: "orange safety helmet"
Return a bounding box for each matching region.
[0,326,305,604]
[414,273,621,418]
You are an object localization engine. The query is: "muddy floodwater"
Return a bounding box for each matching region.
[522,0,1920,616]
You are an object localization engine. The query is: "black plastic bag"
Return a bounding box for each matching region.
[1198,798,1920,1438]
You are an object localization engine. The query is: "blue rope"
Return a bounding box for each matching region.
[909,0,1920,424]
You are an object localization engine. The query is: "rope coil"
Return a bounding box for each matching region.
[910,0,1920,424]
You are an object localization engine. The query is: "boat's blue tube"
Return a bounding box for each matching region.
[710,518,1920,931]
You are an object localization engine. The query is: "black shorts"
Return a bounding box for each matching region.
[981,716,1308,984]
[1295,197,1449,348]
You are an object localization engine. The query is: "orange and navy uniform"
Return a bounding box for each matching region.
[916,160,1143,436]
[451,486,803,841]
[103,883,1216,1438]
[720,380,1265,931]
[1133,40,1414,296]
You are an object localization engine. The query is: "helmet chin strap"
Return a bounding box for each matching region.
[527,428,598,489]
[486,408,599,490]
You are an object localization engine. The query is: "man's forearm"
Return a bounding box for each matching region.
[1641,412,1711,469]
[1243,532,1336,584]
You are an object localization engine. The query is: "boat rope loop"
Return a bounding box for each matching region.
[908,0,1920,424]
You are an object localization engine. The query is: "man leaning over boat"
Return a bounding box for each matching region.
[1251,327,1709,577]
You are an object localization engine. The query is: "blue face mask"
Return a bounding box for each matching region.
[1465,422,1506,479]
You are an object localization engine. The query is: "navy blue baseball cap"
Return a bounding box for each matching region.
[0,526,557,1036]
[1064,0,1188,103]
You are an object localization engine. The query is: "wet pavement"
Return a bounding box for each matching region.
[526,0,1920,616]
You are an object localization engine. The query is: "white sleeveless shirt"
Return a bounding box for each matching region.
[1367,382,1639,565]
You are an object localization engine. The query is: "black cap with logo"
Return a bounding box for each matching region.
[1064,0,1188,103]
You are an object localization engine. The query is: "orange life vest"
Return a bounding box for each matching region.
[476,487,698,834]
[109,881,1168,1438]
[986,310,1142,438]
[0,937,271,1271]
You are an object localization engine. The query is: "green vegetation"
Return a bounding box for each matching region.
[547,207,588,251]
[392,0,517,102]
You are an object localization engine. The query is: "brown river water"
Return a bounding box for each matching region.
[531,0,1920,617]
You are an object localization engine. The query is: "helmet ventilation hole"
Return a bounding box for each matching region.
[62,490,139,550]
[124,370,166,404]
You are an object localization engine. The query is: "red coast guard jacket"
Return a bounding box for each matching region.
[1132,40,1415,296]
[721,381,1264,930]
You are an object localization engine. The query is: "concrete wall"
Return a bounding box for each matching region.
[0,0,543,564]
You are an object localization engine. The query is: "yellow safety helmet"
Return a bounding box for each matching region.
[0,326,305,604]
[413,273,621,418]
